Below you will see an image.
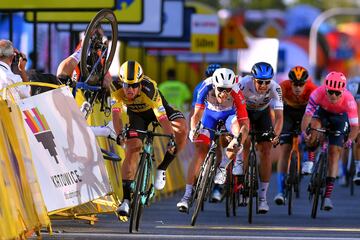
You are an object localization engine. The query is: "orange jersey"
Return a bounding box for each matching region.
[280,80,317,109]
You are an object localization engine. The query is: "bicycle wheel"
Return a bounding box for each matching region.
[248,151,256,224]
[349,154,355,196]
[288,152,297,216]
[129,153,147,233]
[311,154,324,219]
[80,9,118,85]
[135,159,151,232]
[191,152,215,226]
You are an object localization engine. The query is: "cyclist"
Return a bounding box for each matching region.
[301,71,359,210]
[274,66,317,205]
[233,62,283,214]
[176,68,249,212]
[112,60,187,217]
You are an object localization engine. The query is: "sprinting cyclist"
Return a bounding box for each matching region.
[232,62,283,213]
[301,71,359,210]
[112,60,188,216]
[274,66,317,205]
[176,68,249,212]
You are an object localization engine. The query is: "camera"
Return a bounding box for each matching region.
[11,52,21,75]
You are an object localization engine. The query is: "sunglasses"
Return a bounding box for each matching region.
[255,79,271,85]
[122,82,140,89]
[327,89,342,96]
[292,82,305,87]
[216,87,232,93]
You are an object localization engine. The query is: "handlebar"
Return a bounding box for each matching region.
[306,124,342,137]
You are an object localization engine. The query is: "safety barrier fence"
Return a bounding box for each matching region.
[0,83,186,239]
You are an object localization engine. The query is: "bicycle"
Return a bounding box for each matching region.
[75,9,118,119]
[307,126,341,219]
[281,129,302,216]
[190,120,232,226]
[244,128,275,224]
[345,146,356,196]
[123,122,175,233]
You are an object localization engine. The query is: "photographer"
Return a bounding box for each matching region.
[0,39,30,100]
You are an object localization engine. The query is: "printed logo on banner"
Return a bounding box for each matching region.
[116,0,135,10]
[23,108,59,164]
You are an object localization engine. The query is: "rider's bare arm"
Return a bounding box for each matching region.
[112,104,123,135]
[190,106,204,130]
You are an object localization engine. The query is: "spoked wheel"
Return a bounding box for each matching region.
[311,154,324,219]
[287,152,298,216]
[80,9,118,85]
[129,153,147,233]
[225,162,234,217]
[191,153,215,226]
[349,154,355,196]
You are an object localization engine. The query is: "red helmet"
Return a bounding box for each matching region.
[324,71,346,91]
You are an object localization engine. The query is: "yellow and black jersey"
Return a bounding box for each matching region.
[111,76,167,119]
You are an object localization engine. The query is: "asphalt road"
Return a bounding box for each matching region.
[35,174,360,240]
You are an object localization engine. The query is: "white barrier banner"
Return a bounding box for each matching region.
[17,87,111,211]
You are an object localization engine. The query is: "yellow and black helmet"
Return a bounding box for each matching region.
[119,60,144,84]
[288,66,309,83]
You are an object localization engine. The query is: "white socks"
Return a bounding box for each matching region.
[259,182,269,200]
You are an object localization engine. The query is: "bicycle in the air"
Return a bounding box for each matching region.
[307,125,342,219]
[75,8,118,120]
[122,122,175,233]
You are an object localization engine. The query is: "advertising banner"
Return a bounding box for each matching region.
[191,14,219,53]
[0,0,115,10]
[17,87,111,211]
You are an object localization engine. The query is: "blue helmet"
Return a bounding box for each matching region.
[251,62,274,80]
[205,64,221,78]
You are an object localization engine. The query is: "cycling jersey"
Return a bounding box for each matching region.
[280,80,317,109]
[305,85,358,126]
[111,76,167,121]
[192,80,206,108]
[195,77,248,122]
[234,75,283,111]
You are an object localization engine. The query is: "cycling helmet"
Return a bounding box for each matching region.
[119,60,144,84]
[251,62,274,80]
[324,71,346,91]
[205,63,221,78]
[212,68,236,88]
[288,66,309,83]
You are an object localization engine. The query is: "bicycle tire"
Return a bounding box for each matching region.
[349,154,355,196]
[311,153,324,219]
[225,162,233,217]
[288,152,297,216]
[191,152,215,226]
[80,9,118,85]
[135,159,151,231]
[129,153,147,233]
[248,151,256,224]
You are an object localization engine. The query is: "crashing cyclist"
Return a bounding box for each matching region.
[301,71,359,211]
[177,68,249,212]
[274,66,318,205]
[233,62,283,214]
[112,60,188,217]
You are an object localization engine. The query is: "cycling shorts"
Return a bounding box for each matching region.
[127,104,184,140]
[280,105,305,145]
[195,108,235,145]
[313,106,350,147]
[247,107,273,143]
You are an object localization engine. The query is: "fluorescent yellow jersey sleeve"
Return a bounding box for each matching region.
[111,76,167,120]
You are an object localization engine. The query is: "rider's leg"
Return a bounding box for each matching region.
[276,143,291,203]
[324,145,342,210]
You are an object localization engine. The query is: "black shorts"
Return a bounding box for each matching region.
[127,104,184,140]
[313,106,350,147]
[247,107,273,143]
[280,105,305,145]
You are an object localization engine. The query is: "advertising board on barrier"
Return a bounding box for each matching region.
[17,87,111,211]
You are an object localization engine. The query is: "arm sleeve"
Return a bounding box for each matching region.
[149,87,168,120]
[305,91,319,116]
[271,85,283,110]
[231,90,248,121]
[195,82,212,109]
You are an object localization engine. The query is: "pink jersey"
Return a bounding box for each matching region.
[305,85,358,126]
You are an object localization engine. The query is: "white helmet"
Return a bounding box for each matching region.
[212,68,236,88]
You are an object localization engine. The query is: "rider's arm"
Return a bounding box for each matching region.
[273,109,283,137]
[56,48,81,77]
[190,106,204,130]
[112,102,123,135]
[346,93,359,142]
[301,89,320,132]
[231,87,249,143]
[271,84,284,136]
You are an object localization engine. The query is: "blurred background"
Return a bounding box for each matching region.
[1,0,360,92]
